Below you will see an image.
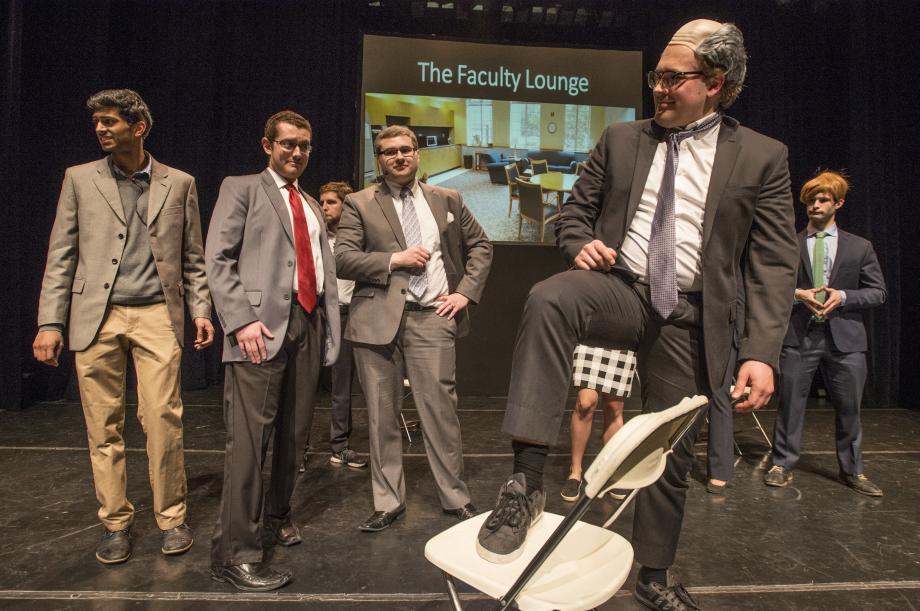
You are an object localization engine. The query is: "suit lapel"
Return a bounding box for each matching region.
[829,229,848,283]
[92,158,126,225]
[419,183,448,234]
[374,184,407,249]
[799,231,813,286]
[626,122,660,225]
[260,170,295,246]
[147,156,171,225]
[702,120,741,251]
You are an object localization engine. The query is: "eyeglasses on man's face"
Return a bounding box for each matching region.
[378,146,418,159]
[273,139,313,153]
[647,70,705,90]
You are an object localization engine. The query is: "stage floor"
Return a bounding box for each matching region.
[1,390,919,610]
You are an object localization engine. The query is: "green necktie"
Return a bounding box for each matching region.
[812,231,827,322]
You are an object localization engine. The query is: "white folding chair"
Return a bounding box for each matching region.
[425,395,709,611]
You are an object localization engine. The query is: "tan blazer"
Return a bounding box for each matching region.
[335,181,492,345]
[37,156,211,350]
[206,170,340,364]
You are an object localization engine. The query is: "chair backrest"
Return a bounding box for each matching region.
[516,177,544,220]
[583,395,708,498]
[504,162,519,186]
[531,159,549,175]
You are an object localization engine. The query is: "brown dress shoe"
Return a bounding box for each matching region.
[269,519,302,546]
[161,523,194,555]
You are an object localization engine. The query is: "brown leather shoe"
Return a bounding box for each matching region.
[269,519,302,546]
[96,528,131,565]
[443,503,478,521]
[161,523,194,555]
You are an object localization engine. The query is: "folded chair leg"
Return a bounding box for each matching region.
[444,572,464,611]
[400,412,413,444]
[751,412,773,448]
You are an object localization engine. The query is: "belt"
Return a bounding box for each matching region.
[291,292,324,313]
[404,301,436,312]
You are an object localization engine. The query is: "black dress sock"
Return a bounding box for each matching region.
[638,566,669,586]
[511,440,548,495]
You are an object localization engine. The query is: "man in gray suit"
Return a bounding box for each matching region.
[34,89,212,566]
[336,125,492,532]
[476,20,798,611]
[207,111,340,591]
[765,170,887,496]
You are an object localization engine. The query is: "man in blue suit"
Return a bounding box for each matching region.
[765,170,887,496]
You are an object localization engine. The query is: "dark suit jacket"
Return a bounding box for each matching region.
[336,181,492,346]
[555,116,798,390]
[38,156,211,350]
[206,169,340,364]
[784,229,886,352]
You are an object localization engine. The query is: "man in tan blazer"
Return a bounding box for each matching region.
[33,89,213,565]
[207,111,340,592]
[336,125,492,533]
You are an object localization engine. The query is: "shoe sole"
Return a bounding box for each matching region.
[560,490,580,502]
[210,569,293,592]
[161,540,194,555]
[96,550,131,565]
[330,457,368,469]
[475,510,544,564]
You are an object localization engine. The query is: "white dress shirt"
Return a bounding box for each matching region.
[267,167,324,296]
[384,178,449,306]
[619,113,721,292]
[327,232,354,305]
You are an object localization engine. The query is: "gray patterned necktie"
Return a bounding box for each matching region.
[648,112,723,318]
[400,186,429,298]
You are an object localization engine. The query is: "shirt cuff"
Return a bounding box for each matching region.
[839,290,847,306]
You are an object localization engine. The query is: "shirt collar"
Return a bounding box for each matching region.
[384,177,418,199]
[267,166,299,192]
[808,223,838,238]
[110,153,152,180]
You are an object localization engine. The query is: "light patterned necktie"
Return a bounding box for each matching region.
[648,112,723,319]
[400,187,428,299]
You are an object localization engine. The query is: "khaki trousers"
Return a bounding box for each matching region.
[74,303,186,532]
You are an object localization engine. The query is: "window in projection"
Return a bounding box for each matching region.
[360,35,642,244]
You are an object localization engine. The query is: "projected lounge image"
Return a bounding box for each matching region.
[363,93,635,244]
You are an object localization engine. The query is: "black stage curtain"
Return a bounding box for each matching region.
[3,0,917,408]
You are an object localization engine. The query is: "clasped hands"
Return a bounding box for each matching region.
[795,286,842,317]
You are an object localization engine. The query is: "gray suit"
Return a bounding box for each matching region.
[336,181,492,512]
[502,116,799,568]
[772,229,887,475]
[207,169,340,566]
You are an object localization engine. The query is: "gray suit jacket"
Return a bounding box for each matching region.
[37,156,211,350]
[784,229,886,352]
[335,181,492,345]
[206,169,340,364]
[555,116,799,390]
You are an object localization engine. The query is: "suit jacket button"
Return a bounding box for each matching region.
[117,233,124,240]
[112,259,118,265]
[401,289,407,295]
[103,283,110,289]
[283,294,290,300]
[287,261,293,267]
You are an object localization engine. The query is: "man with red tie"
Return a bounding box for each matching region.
[206,111,340,591]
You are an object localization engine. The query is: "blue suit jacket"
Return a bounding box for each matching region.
[784,229,886,352]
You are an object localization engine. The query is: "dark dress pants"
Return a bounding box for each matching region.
[772,324,866,475]
[329,309,355,453]
[502,269,708,569]
[211,304,323,567]
[706,365,737,482]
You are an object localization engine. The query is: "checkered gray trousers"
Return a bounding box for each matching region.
[571,344,637,397]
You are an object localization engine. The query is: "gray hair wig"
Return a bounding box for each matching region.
[695,23,747,109]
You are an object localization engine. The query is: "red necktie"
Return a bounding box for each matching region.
[285,184,318,312]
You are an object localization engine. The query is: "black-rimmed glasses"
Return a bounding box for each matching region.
[646,70,705,90]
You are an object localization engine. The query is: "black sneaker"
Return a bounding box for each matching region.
[330,448,368,469]
[560,477,582,502]
[634,578,700,611]
[476,473,545,564]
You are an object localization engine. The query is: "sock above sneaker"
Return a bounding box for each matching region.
[511,440,548,495]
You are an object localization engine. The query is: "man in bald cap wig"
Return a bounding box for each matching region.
[476,19,797,610]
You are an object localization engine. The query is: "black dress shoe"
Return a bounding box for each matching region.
[358,505,405,532]
[210,562,293,592]
[96,528,131,565]
[634,579,700,611]
[840,472,884,497]
[268,519,302,546]
[161,523,194,555]
[443,503,478,521]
